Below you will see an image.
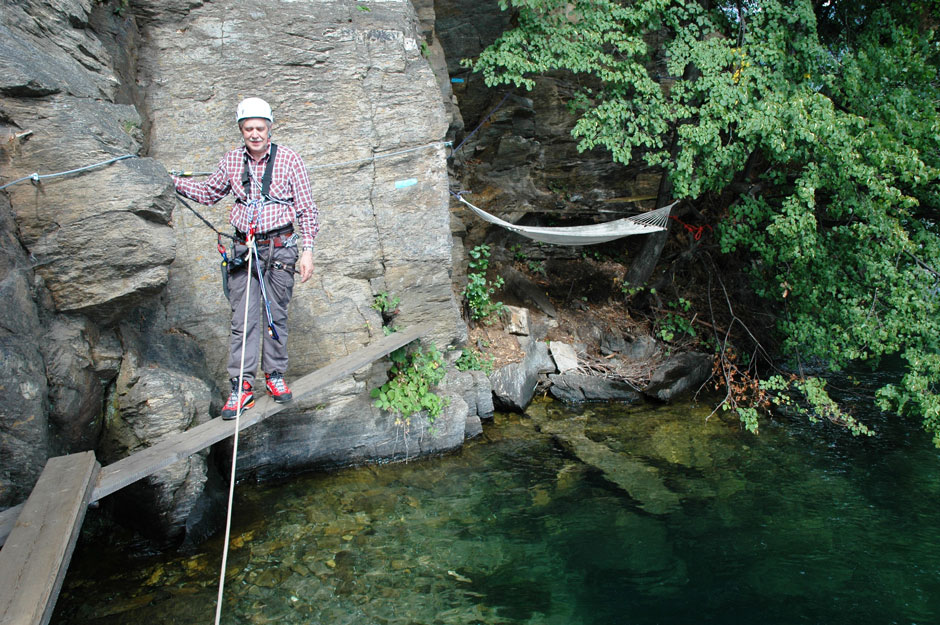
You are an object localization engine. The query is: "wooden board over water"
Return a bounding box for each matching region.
[0,451,99,625]
[0,321,432,546]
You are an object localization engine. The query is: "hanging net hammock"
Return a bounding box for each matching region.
[456,195,677,246]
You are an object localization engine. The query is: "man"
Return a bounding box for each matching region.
[173,97,319,419]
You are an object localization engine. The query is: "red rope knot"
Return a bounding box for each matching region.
[670,215,713,240]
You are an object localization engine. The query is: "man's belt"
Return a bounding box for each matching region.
[235,225,295,247]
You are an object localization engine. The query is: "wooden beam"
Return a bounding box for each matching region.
[92,321,433,501]
[0,322,433,549]
[0,451,99,625]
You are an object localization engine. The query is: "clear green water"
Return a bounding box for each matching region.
[56,398,940,624]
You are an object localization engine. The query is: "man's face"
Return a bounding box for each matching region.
[240,118,271,155]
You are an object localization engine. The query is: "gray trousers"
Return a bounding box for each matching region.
[227,242,297,383]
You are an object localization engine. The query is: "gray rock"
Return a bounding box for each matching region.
[490,336,553,411]
[40,316,105,453]
[504,305,530,335]
[644,352,714,401]
[549,340,579,373]
[0,0,118,99]
[441,368,494,423]
[98,323,216,545]
[0,332,50,509]
[531,414,680,515]
[0,191,50,508]
[229,379,468,480]
[2,95,176,324]
[89,328,123,383]
[464,413,483,438]
[623,335,660,361]
[137,0,468,480]
[548,373,642,404]
[600,328,628,355]
[500,265,557,317]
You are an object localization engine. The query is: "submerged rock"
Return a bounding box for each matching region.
[530,413,681,515]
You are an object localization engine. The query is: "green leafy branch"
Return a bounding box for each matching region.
[371,343,449,426]
[463,244,507,323]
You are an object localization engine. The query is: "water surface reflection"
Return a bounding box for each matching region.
[57,398,940,624]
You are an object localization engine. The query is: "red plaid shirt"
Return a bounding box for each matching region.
[173,144,319,249]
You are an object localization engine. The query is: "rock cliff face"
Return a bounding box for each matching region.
[0,0,177,508]
[0,0,478,544]
[137,0,469,482]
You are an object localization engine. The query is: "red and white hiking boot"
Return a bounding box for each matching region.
[265,372,293,403]
[221,378,254,420]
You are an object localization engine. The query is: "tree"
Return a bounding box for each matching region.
[467,0,940,443]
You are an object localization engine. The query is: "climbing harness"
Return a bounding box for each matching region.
[216,235,237,299]
[237,144,287,340]
[241,143,279,206]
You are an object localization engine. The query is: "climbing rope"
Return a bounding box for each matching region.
[215,229,256,625]
[451,91,511,155]
[1,139,450,192]
[309,140,452,170]
[0,154,137,191]
[171,140,453,178]
[175,194,234,240]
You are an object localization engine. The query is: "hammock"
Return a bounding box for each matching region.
[457,195,677,246]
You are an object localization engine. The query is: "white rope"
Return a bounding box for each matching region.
[309,140,451,170]
[215,233,255,625]
[172,140,454,177]
[0,154,137,191]
[456,195,678,245]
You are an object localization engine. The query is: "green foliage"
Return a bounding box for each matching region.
[526,259,546,276]
[763,375,874,437]
[658,298,696,343]
[455,346,496,375]
[470,0,940,443]
[371,291,401,315]
[371,344,448,426]
[463,244,507,322]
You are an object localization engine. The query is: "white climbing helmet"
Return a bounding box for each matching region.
[236,97,273,123]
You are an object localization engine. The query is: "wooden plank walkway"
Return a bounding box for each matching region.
[0,452,99,625]
[93,321,432,500]
[0,322,432,625]
[0,321,432,546]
